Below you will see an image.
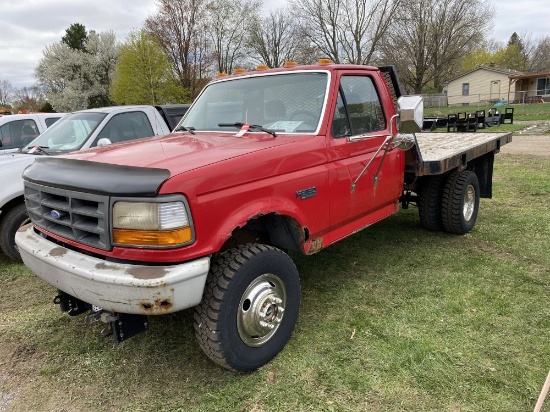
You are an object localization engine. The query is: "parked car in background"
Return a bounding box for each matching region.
[0,113,66,154]
[0,104,190,261]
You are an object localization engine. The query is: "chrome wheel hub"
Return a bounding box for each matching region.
[463,184,476,221]
[237,273,286,347]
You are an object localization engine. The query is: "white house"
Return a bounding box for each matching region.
[446,65,522,106]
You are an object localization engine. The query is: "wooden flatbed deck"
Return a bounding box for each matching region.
[411,132,513,175]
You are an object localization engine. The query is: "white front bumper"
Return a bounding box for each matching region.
[15,225,210,315]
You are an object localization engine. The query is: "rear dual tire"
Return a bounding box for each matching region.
[441,170,480,235]
[418,170,480,235]
[418,175,446,231]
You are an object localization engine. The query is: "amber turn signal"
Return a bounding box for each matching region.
[113,227,193,247]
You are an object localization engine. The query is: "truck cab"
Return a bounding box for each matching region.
[0,113,66,154]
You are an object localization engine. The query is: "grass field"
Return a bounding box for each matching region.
[1,153,549,411]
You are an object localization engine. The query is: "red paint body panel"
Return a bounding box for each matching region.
[38,65,405,263]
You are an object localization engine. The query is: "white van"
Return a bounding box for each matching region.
[0,113,66,154]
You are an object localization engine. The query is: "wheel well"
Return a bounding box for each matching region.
[220,213,306,254]
[0,196,25,221]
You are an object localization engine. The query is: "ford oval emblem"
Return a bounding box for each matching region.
[51,210,65,219]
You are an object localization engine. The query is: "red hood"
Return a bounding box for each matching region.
[63,131,301,175]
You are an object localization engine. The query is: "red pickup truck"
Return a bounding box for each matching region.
[16,62,511,372]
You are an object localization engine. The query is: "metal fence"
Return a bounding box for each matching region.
[421,94,448,108]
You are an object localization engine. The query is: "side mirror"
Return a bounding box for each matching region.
[96,138,112,147]
[397,95,423,133]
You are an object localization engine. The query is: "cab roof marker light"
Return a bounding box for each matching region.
[283,61,298,68]
[256,65,269,71]
[216,72,228,78]
[233,68,247,74]
[318,58,332,65]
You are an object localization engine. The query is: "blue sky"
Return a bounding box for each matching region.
[0,0,545,90]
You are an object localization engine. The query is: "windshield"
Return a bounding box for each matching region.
[22,112,106,153]
[180,72,329,133]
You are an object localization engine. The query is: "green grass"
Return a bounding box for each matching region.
[425,102,550,121]
[1,154,549,411]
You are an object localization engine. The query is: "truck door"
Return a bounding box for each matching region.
[326,72,404,242]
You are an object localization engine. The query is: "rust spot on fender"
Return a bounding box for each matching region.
[306,238,323,255]
[48,247,67,257]
[140,298,173,312]
[128,267,169,280]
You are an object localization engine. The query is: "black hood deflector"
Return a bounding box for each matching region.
[23,157,170,197]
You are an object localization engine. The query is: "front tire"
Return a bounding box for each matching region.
[194,244,301,372]
[0,203,30,261]
[441,170,480,234]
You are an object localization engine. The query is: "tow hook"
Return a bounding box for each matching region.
[53,290,149,344]
[85,310,119,324]
[53,290,90,316]
[85,307,148,344]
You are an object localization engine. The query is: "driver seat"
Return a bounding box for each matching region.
[265,100,286,121]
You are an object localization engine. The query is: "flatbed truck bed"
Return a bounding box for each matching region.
[411,132,513,175]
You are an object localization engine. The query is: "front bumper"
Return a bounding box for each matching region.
[15,225,210,315]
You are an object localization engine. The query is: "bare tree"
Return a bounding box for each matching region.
[291,0,400,65]
[292,0,342,62]
[339,0,401,64]
[247,9,301,68]
[381,0,493,93]
[0,80,14,108]
[207,0,261,74]
[431,0,493,91]
[380,0,434,93]
[529,36,550,72]
[13,86,47,112]
[145,0,213,99]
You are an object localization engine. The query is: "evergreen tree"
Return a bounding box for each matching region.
[62,23,88,51]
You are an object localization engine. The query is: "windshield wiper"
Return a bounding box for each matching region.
[174,125,196,134]
[218,122,277,138]
[24,145,51,156]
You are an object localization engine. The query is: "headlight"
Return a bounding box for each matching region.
[112,201,193,247]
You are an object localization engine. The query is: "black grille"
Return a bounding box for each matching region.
[24,181,110,250]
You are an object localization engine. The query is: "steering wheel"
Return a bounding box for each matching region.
[288,110,318,122]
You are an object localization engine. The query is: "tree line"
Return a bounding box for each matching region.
[1,0,550,113]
